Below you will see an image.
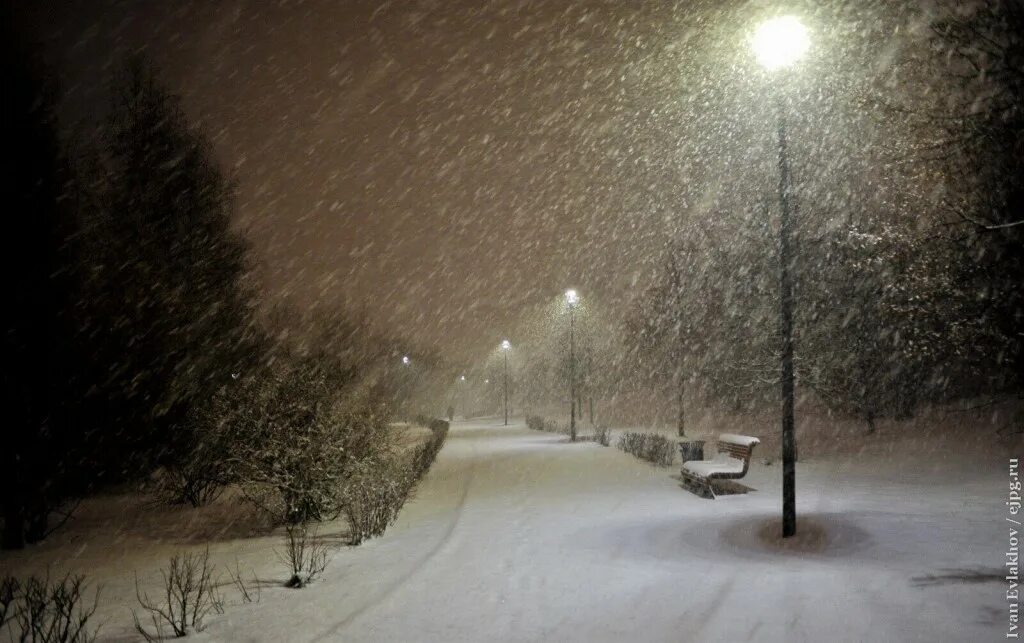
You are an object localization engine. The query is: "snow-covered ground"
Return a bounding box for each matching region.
[2,417,1016,642]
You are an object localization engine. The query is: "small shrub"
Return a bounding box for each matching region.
[133,549,222,641]
[158,399,239,508]
[218,358,394,527]
[543,419,569,434]
[594,425,612,447]
[411,413,433,428]
[342,417,449,546]
[157,460,227,508]
[0,575,18,630]
[525,415,545,431]
[341,459,408,545]
[226,561,260,604]
[4,573,99,643]
[617,432,675,467]
[280,524,330,588]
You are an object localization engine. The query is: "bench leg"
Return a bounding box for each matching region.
[681,473,715,499]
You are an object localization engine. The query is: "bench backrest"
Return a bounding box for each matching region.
[717,434,760,462]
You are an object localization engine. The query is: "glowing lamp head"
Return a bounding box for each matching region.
[402,355,410,365]
[565,289,579,306]
[460,375,466,381]
[501,339,511,351]
[752,16,809,70]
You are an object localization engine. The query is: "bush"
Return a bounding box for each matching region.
[281,524,330,588]
[617,432,675,467]
[343,415,448,545]
[594,425,612,447]
[411,419,448,476]
[2,573,99,643]
[526,415,572,435]
[340,459,408,545]
[544,419,569,434]
[412,415,449,440]
[156,463,226,508]
[133,549,222,640]
[0,576,16,631]
[225,358,393,526]
[226,561,260,604]
[155,389,246,508]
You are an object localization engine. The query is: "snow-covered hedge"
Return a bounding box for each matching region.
[343,415,448,545]
[616,432,674,467]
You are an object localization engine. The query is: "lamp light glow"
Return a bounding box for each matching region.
[752,16,809,70]
[565,289,579,305]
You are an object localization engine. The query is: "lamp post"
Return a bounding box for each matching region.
[565,289,579,442]
[500,340,511,426]
[752,15,808,538]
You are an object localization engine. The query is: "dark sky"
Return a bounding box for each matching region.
[16,0,920,363]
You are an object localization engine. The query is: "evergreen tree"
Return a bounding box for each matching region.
[91,57,257,470]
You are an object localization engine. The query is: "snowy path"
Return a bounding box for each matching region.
[197,418,1008,643]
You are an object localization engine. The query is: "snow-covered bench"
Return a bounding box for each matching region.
[680,433,760,499]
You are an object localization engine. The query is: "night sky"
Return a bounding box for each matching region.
[16,0,918,361]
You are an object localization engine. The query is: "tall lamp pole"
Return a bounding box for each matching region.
[500,340,511,426]
[752,15,809,539]
[566,289,579,442]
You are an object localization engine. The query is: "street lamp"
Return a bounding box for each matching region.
[752,16,809,70]
[565,289,579,442]
[402,355,411,366]
[752,15,808,539]
[500,340,512,426]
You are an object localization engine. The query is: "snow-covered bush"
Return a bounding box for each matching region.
[343,416,449,545]
[525,415,545,431]
[617,432,674,467]
[281,524,330,588]
[213,355,393,526]
[409,417,449,476]
[341,458,409,545]
[594,425,612,447]
[156,399,240,507]
[544,419,569,434]
[1,573,99,643]
[133,549,222,640]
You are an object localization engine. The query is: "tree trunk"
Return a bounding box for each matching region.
[865,409,876,435]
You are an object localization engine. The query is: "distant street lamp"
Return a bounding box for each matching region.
[565,289,579,441]
[402,355,411,366]
[500,339,512,426]
[752,15,809,539]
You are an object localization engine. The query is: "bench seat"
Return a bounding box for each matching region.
[681,456,746,478]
